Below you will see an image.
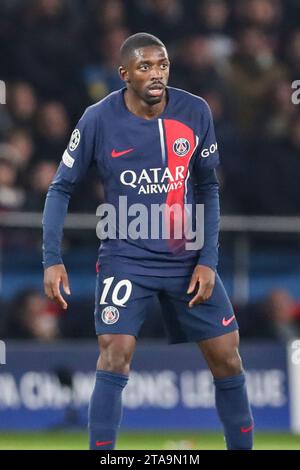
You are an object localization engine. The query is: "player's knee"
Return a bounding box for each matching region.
[97,347,132,375]
[217,353,243,377]
[96,335,135,375]
[210,351,243,378]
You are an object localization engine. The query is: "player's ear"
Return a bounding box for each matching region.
[119,66,130,83]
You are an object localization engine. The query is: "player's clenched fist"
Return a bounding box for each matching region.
[44,264,71,310]
[187,265,216,308]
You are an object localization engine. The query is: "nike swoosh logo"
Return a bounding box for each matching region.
[222,314,235,327]
[240,424,254,433]
[111,148,134,158]
[96,440,113,447]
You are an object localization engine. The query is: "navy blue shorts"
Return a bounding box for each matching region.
[94,265,238,344]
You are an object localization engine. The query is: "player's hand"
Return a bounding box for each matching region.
[187,265,215,308]
[44,264,71,310]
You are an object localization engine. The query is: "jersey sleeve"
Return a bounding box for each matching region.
[196,168,220,270]
[193,100,220,270]
[195,100,219,171]
[42,106,98,269]
[56,106,98,185]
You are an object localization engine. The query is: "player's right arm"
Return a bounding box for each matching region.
[42,106,98,309]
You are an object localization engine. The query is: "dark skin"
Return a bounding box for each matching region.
[44,45,242,379]
[119,45,169,119]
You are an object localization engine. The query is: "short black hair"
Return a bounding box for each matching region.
[120,32,166,65]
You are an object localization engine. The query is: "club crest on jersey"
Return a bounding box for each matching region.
[173,138,190,157]
[101,306,119,325]
[69,129,80,151]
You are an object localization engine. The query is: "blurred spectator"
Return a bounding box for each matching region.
[35,102,70,161]
[131,0,189,46]
[8,82,37,129]
[241,289,300,341]
[23,161,57,211]
[6,128,35,172]
[265,289,300,341]
[4,289,62,341]
[0,155,24,211]
[87,0,128,38]
[0,109,13,140]
[196,0,231,34]
[192,0,234,64]
[84,0,129,78]
[226,27,287,136]
[171,35,229,96]
[234,0,282,33]
[202,89,246,213]
[250,113,300,215]
[15,0,84,104]
[259,79,297,139]
[83,28,128,102]
[285,30,300,79]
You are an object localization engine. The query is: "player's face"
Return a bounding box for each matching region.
[120,46,170,105]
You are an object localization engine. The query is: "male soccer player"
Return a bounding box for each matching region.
[43,33,254,450]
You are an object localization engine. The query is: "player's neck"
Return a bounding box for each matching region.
[124,89,167,120]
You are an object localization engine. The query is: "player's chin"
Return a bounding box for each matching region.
[144,89,164,105]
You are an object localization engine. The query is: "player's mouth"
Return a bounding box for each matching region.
[147,83,165,97]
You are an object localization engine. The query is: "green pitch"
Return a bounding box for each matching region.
[0,431,299,450]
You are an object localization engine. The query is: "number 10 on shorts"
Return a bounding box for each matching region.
[99,277,132,307]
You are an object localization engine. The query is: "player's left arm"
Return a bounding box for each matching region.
[42,106,98,308]
[187,100,220,308]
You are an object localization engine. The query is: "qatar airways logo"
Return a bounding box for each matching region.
[96,196,204,251]
[120,166,186,195]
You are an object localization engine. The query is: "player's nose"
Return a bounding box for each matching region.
[150,65,163,80]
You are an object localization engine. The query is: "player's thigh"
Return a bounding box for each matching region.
[160,273,238,343]
[94,268,157,338]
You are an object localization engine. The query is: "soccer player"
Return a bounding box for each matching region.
[43,33,254,450]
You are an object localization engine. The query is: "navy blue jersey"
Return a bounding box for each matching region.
[43,87,220,276]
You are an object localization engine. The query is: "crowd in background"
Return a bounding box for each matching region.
[1,0,300,214]
[1,0,300,340]
[1,285,300,342]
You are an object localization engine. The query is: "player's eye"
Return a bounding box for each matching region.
[161,63,169,69]
[139,64,149,71]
